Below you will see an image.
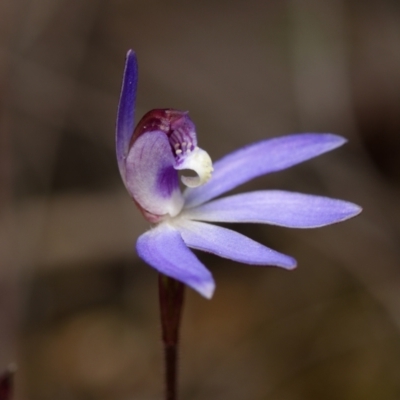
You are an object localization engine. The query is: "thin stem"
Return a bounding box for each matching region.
[0,366,15,400]
[158,275,185,400]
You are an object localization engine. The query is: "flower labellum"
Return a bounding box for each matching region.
[124,108,213,222]
[116,50,362,299]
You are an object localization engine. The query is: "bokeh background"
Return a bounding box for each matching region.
[1,0,400,399]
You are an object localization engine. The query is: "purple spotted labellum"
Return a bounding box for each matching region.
[116,50,362,299]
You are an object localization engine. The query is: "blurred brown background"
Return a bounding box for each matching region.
[1,0,400,399]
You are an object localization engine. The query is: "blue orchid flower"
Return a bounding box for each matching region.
[116,50,361,299]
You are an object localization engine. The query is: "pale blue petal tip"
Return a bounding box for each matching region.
[352,204,363,216]
[197,280,216,299]
[284,257,297,270]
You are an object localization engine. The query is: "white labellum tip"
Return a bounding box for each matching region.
[177,147,213,188]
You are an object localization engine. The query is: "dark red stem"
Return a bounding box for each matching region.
[0,367,14,400]
[158,274,185,400]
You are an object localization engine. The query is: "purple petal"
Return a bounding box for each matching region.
[183,190,362,228]
[116,50,138,182]
[184,133,346,208]
[136,224,215,298]
[175,220,296,269]
[125,130,184,217]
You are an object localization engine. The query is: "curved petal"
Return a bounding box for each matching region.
[116,50,138,182]
[183,190,362,228]
[174,220,296,269]
[136,223,215,298]
[184,133,346,208]
[125,130,184,217]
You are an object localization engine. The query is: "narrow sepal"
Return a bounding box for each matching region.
[116,50,138,181]
[175,219,296,269]
[136,223,215,298]
[183,190,362,228]
[184,133,346,208]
